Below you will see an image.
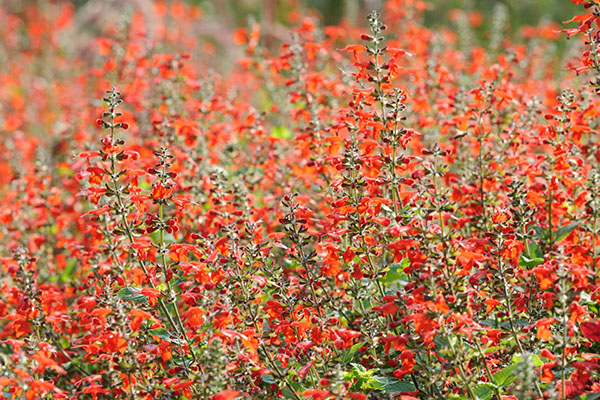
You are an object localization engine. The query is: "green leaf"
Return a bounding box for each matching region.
[150,328,176,342]
[519,255,544,267]
[344,363,373,391]
[138,175,151,190]
[380,258,410,284]
[149,230,176,244]
[531,222,581,243]
[155,283,167,292]
[59,259,77,283]
[57,165,74,177]
[528,241,543,259]
[356,298,374,312]
[493,364,519,387]
[532,225,549,241]
[261,374,276,384]
[519,241,544,267]
[270,125,292,140]
[371,376,416,394]
[552,221,580,242]
[172,356,195,369]
[349,362,369,375]
[281,386,296,399]
[345,366,415,394]
[574,394,600,400]
[281,381,304,399]
[341,341,364,364]
[117,287,148,303]
[480,319,499,329]
[512,353,542,367]
[474,383,496,400]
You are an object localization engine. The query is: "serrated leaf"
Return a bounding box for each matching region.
[372,376,416,394]
[532,226,549,241]
[349,362,369,375]
[261,374,276,384]
[474,383,495,400]
[480,319,499,329]
[519,241,544,267]
[117,287,148,303]
[150,328,175,342]
[528,241,543,259]
[484,346,501,354]
[341,341,364,364]
[284,380,304,396]
[281,386,296,399]
[575,394,600,400]
[493,364,518,387]
[553,221,580,242]
[519,255,544,267]
[173,358,196,370]
[380,258,409,284]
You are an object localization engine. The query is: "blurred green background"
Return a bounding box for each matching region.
[422,0,579,30]
[193,0,578,28]
[10,0,581,28]
[2,0,581,55]
[195,0,579,29]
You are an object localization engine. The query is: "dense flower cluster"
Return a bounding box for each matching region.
[2,0,600,399]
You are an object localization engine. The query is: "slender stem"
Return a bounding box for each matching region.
[106,122,197,366]
[497,243,544,398]
[52,338,89,376]
[475,340,502,400]
[477,123,487,230]
[591,171,599,284]
[158,199,198,366]
[559,272,569,400]
[431,155,452,285]
[444,327,477,400]
[235,257,302,400]
[290,215,323,319]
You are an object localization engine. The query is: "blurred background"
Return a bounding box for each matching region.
[3,0,580,30]
[0,0,582,71]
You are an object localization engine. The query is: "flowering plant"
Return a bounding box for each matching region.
[1,0,600,399]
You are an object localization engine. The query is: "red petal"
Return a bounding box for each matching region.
[581,320,600,341]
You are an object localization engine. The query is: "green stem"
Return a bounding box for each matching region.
[107,123,197,367]
[475,340,502,400]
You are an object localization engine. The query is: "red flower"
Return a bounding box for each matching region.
[581,320,600,341]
